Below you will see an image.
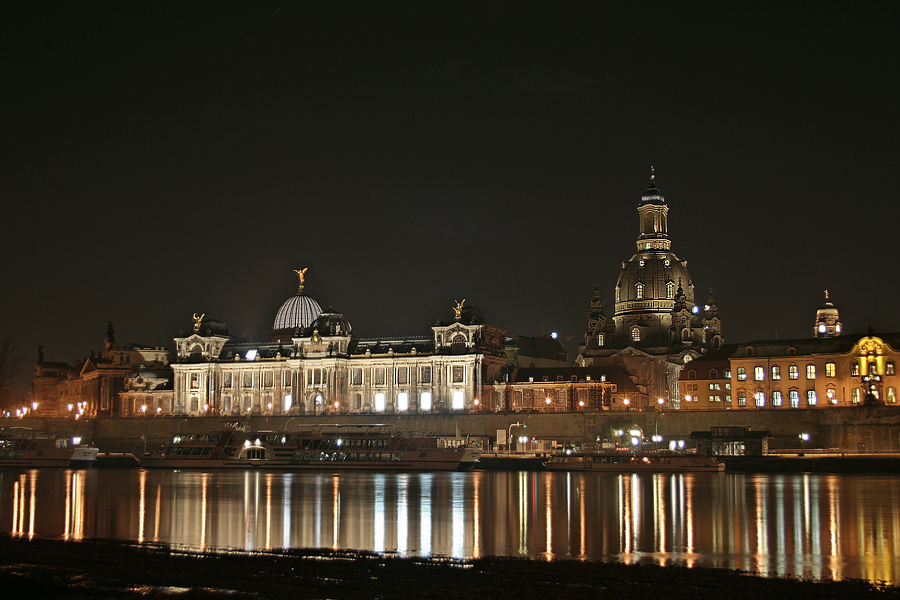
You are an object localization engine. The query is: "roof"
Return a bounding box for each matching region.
[513,366,639,394]
[732,332,900,359]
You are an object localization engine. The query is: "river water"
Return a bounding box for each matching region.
[0,468,897,583]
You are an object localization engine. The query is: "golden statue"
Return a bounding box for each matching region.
[192,313,205,332]
[293,268,308,293]
[453,299,466,319]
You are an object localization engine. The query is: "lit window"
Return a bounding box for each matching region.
[789,390,800,408]
[806,365,816,379]
[771,365,781,380]
[724,369,731,379]
[397,392,409,412]
[420,392,432,411]
[374,393,386,412]
[825,362,836,377]
[807,390,817,406]
[754,366,764,381]
[737,367,747,381]
[888,387,897,404]
[631,327,641,342]
[851,362,860,376]
[452,391,465,410]
[789,365,799,380]
[772,391,783,407]
[639,259,645,267]
[755,392,765,407]
[887,362,895,376]
[597,333,604,347]
[852,388,860,404]
[666,281,675,299]
[635,283,644,299]
[708,383,714,390]
[737,392,746,407]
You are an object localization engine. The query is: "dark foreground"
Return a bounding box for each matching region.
[0,535,896,600]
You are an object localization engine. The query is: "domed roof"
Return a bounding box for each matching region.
[640,167,666,205]
[273,294,322,331]
[309,311,352,337]
[273,268,323,332]
[616,251,693,305]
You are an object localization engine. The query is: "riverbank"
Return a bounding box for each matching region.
[0,536,896,600]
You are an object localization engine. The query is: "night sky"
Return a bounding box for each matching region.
[3,2,898,393]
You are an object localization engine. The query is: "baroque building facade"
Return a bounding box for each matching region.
[679,294,899,410]
[576,170,724,409]
[170,274,509,416]
[30,322,171,418]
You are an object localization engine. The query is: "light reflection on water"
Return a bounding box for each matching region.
[0,468,898,583]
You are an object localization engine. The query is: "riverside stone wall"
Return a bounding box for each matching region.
[6,406,900,453]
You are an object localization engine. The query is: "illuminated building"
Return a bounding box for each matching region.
[576,170,724,408]
[493,365,638,412]
[682,294,899,410]
[170,273,508,415]
[31,322,170,417]
[728,332,899,410]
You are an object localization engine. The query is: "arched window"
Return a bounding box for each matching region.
[635,282,644,299]
[666,281,675,299]
[631,327,641,342]
[597,333,604,347]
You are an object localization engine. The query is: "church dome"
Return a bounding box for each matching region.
[273,294,322,331]
[308,311,352,337]
[615,251,693,306]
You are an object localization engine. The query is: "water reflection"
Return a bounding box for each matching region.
[0,469,898,583]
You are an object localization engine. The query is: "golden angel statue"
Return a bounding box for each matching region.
[293,268,308,293]
[192,313,205,332]
[453,299,466,319]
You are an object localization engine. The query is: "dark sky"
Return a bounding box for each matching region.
[2,2,898,393]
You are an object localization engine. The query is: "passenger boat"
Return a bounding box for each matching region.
[0,429,100,468]
[138,424,482,471]
[543,451,725,472]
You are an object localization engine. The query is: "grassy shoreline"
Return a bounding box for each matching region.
[0,534,897,599]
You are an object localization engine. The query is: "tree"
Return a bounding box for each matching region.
[0,338,25,406]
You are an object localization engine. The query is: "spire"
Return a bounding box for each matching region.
[814,290,842,338]
[636,168,670,251]
[104,320,115,351]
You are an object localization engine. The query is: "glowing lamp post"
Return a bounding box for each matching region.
[799,432,809,455]
[622,398,630,412]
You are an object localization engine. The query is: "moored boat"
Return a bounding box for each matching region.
[0,429,100,468]
[544,451,725,472]
[138,424,481,471]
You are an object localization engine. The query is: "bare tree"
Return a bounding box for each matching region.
[0,338,25,404]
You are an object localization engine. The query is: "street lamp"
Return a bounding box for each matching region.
[799,432,809,455]
[622,398,630,411]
